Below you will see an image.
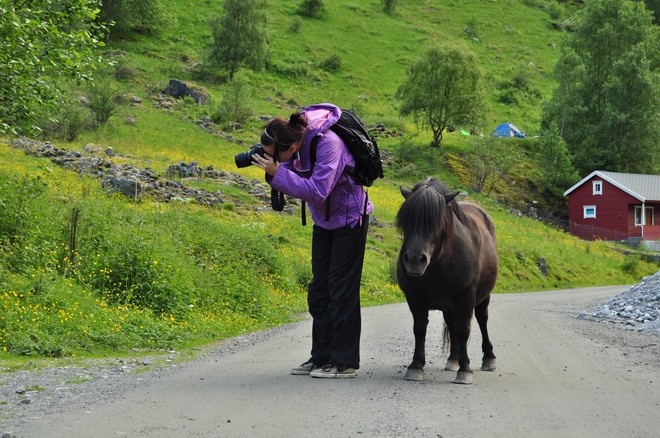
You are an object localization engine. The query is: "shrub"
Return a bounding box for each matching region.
[41,101,94,141]
[211,70,254,129]
[87,81,119,127]
[319,54,342,72]
[289,18,302,33]
[297,0,327,18]
[383,0,398,15]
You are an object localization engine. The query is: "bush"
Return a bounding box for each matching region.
[289,18,302,33]
[297,0,327,18]
[41,101,94,141]
[210,70,254,129]
[87,81,119,127]
[319,54,342,72]
[383,0,398,15]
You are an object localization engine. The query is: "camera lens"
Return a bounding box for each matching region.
[234,143,266,168]
[234,150,253,168]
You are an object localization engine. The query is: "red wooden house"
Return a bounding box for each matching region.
[564,171,660,243]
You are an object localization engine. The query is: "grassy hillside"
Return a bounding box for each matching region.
[1,0,657,362]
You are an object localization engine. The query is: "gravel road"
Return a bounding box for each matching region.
[2,286,659,438]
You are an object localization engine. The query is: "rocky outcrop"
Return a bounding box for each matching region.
[162,79,210,105]
[9,138,292,211]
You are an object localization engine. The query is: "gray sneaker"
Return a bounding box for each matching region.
[310,364,357,379]
[291,361,317,375]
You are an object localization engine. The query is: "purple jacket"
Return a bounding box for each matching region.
[269,103,373,230]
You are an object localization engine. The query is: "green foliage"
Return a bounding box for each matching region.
[207,0,269,79]
[396,43,486,147]
[289,18,303,33]
[497,64,543,105]
[40,100,94,142]
[0,0,108,135]
[87,80,119,127]
[467,137,523,196]
[543,0,660,175]
[100,0,176,37]
[535,123,578,191]
[642,0,660,24]
[318,54,342,73]
[382,0,398,15]
[0,173,47,249]
[297,0,327,19]
[211,69,255,130]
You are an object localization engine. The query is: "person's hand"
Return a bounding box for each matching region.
[252,152,279,176]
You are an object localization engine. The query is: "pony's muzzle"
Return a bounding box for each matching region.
[403,252,428,277]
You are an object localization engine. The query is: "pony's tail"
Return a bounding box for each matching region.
[442,323,450,354]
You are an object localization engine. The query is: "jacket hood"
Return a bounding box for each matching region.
[301,103,341,139]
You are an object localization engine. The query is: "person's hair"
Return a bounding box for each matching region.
[262,112,307,156]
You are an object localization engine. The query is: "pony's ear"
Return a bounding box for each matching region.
[400,186,412,199]
[443,191,460,203]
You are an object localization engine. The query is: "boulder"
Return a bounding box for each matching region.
[163,79,210,105]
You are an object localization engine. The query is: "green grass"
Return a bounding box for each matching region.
[1,0,658,364]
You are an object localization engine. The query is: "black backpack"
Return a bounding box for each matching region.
[311,109,384,187]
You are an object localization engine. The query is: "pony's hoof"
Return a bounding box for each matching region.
[445,359,459,371]
[481,358,497,371]
[453,371,473,384]
[405,368,424,381]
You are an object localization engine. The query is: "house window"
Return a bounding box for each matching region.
[592,181,603,195]
[583,205,596,219]
[635,206,655,226]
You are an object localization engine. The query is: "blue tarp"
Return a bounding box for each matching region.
[491,122,525,138]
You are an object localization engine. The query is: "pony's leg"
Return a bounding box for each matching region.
[452,300,474,384]
[405,306,428,381]
[442,311,459,372]
[475,295,497,371]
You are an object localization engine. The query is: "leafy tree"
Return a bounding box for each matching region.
[207,0,269,80]
[536,123,578,191]
[396,43,486,147]
[0,0,107,136]
[543,0,660,175]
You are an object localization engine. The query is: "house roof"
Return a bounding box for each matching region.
[563,171,660,202]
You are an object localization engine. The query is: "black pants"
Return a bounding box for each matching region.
[308,219,368,369]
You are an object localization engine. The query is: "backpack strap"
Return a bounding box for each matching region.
[271,188,285,212]
[311,135,319,165]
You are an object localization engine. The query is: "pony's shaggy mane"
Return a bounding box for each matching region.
[396,178,471,238]
[395,178,480,262]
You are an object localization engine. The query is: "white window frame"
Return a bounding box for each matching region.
[583,205,597,219]
[592,180,603,195]
[635,206,655,226]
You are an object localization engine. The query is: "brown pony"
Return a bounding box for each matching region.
[396,178,498,384]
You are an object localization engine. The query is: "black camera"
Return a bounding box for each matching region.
[234,143,267,168]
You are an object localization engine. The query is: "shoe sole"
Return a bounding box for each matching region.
[291,370,312,375]
[310,371,357,379]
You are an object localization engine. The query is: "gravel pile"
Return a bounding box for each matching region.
[578,270,660,334]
